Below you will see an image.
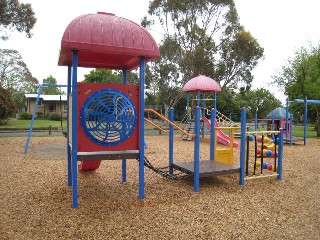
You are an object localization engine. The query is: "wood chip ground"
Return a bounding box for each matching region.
[0,136,319,239]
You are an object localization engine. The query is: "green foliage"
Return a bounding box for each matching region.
[273,43,320,136]
[83,69,121,84]
[217,28,264,89]
[0,0,37,40]
[18,111,32,120]
[48,113,61,121]
[0,119,8,125]
[217,88,241,121]
[0,86,16,120]
[0,49,38,109]
[36,111,43,118]
[42,75,63,94]
[235,88,281,119]
[145,0,264,116]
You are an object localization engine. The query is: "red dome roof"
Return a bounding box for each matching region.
[182,75,221,92]
[58,12,160,70]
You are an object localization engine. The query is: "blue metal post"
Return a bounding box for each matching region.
[304,97,307,145]
[139,57,145,199]
[194,107,200,192]
[197,91,200,107]
[24,83,68,155]
[277,129,283,180]
[239,108,246,185]
[186,92,189,123]
[67,65,72,186]
[214,92,217,110]
[169,107,174,175]
[254,112,258,131]
[24,84,43,155]
[122,69,127,183]
[210,108,216,161]
[272,116,275,139]
[201,93,206,138]
[290,114,293,145]
[71,50,78,208]
[285,97,289,141]
[229,113,232,126]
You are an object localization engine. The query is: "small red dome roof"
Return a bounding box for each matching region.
[58,12,160,70]
[182,75,221,92]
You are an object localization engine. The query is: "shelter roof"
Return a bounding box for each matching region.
[25,94,67,101]
[266,107,291,119]
[182,75,221,92]
[58,12,160,70]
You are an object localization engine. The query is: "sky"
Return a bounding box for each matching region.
[2,0,320,104]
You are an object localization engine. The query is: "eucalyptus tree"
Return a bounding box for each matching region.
[0,49,38,109]
[273,44,320,136]
[0,0,36,40]
[144,0,264,116]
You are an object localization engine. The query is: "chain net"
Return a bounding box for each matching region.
[137,157,193,180]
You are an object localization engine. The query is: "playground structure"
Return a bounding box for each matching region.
[145,107,283,187]
[57,12,160,208]
[254,107,298,145]
[285,97,320,145]
[24,83,67,155]
[181,75,238,148]
[258,97,320,145]
[244,129,283,181]
[23,13,284,208]
[266,107,292,139]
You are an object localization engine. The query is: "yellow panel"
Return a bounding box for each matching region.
[215,149,234,165]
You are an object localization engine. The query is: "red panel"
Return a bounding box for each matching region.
[77,83,140,152]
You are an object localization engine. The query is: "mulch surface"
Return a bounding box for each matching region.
[0,136,319,239]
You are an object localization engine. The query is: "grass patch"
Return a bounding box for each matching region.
[0,119,67,130]
[292,125,317,138]
[1,119,317,138]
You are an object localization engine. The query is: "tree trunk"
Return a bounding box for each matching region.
[163,103,169,119]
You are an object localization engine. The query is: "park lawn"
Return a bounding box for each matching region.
[0,119,175,131]
[292,125,317,138]
[0,119,67,130]
[1,119,317,138]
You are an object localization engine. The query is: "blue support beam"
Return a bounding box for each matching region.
[24,84,43,155]
[71,50,79,208]
[239,108,246,186]
[67,65,72,186]
[277,129,284,180]
[186,92,189,123]
[193,107,200,192]
[24,83,68,155]
[122,69,127,183]
[254,112,258,131]
[210,108,216,161]
[169,107,174,175]
[201,93,206,138]
[138,57,145,199]
[304,97,307,145]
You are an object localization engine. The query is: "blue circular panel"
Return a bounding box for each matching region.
[80,89,137,146]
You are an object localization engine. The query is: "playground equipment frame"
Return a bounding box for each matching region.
[285,97,320,145]
[24,83,67,155]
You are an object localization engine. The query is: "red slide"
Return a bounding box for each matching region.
[202,117,239,149]
[78,160,101,171]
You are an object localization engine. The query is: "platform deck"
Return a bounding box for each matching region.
[173,160,240,178]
